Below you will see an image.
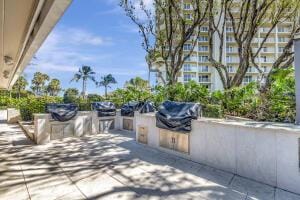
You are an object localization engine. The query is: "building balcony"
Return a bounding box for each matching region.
[183,66,198,72]
[199,78,211,83]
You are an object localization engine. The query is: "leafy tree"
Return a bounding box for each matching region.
[71,66,95,98]
[207,0,300,89]
[125,77,148,90]
[12,75,28,98]
[63,88,79,103]
[97,74,117,99]
[47,79,62,96]
[31,72,49,96]
[120,0,209,85]
[87,94,104,102]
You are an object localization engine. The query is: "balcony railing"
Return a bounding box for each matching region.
[199,78,211,83]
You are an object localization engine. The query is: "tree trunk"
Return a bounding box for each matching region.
[148,69,151,87]
[82,79,86,99]
[105,86,107,99]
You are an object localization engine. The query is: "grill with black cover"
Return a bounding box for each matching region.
[140,101,156,114]
[156,101,200,132]
[121,101,144,117]
[91,102,116,117]
[45,103,78,122]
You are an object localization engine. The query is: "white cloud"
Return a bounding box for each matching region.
[94,66,147,76]
[29,27,113,73]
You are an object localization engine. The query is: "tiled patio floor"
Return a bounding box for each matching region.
[1,123,300,200]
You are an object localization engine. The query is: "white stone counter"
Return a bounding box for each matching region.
[197,118,300,133]
[135,113,300,195]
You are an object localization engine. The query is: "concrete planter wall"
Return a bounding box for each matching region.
[135,112,300,195]
[33,111,111,144]
[7,108,21,123]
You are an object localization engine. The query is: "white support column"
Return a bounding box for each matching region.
[294,34,300,124]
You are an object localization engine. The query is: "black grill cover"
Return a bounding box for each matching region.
[121,101,144,117]
[91,102,116,117]
[156,101,200,132]
[45,103,78,122]
[140,101,156,114]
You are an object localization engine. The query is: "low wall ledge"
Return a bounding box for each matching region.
[197,118,300,133]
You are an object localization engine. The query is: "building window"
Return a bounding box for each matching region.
[200,26,208,32]
[199,75,210,83]
[198,46,208,52]
[183,44,192,50]
[184,54,191,61]
[184,13,192,20]
[262,66,267,72]
[226,27,233,32]
[227,66,234,73]
[278,37,287,42]
[199,65,209,72]
[198,36,208,42]
[278,47,284,53]
[262,47,268,52]
[184,74,195,82]
[183,64,191,72]
[261,56,267,63]
[183,3,191,10]
[226,56,233,63]
[243,75,253,83]
[226,36,233,42]
[226,46,234,53]
[247,66,253,72]
[199,56,209,63]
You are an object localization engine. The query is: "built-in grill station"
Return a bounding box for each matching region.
[137,101,200,154]
[156,101,200,154]
[91,102,117,133]
[33,103,93,143]
[120,101,144,132]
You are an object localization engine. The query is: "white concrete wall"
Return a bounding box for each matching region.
[0,110,7,121]
[136,114,300,195]
[7,108,21,123]
[34,111,96,144]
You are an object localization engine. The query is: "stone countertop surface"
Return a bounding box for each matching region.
[138,112,300,133]
[197,118,300,133]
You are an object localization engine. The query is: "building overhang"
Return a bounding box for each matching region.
[0,0,72,89]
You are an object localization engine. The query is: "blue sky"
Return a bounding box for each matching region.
[24,0,154,95]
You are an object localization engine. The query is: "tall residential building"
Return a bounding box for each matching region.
[153,2,293,91]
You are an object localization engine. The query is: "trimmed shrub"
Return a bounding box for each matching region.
[202,104,223,118]
[19,96,63,121]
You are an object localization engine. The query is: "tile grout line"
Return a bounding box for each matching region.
[53,159,89,200]
[18,159,32,200]
[10,130,32,200]
[104,171,143,198]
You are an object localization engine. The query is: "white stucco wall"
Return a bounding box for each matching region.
[135,113,300,194]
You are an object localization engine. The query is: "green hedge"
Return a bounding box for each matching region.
[19,96,63,121]
[202,104,223,118]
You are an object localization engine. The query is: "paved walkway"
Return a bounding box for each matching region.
[1,123,300,200]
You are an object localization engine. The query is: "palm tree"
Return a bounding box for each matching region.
[71,66,95,98]
[12,75,28,98]
[125,77,148,90]
[31,72,49,96]
[47,79,62,96]
[97,74,117,98]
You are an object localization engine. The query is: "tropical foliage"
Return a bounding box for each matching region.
[63,88,79,103]
[71,65,96,98]
[31,72,49,96]
[0,66,296,123]
[47,79,62,96]
[97,74,117,98]
[12,75,29,98]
